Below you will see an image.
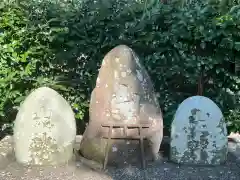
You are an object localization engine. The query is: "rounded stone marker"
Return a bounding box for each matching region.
[13,87,76,165]
[170,96,228,165]
[80,45,163,165]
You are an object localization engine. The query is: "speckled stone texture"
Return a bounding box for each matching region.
[13,87,76,166]
[79,45,163,166]
[170,96,228,165]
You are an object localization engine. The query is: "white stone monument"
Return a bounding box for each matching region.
[170,96,228,165]
[13,87,76,165]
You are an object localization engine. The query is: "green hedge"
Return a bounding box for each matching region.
[0,0,239,134]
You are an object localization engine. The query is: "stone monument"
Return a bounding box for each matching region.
[13,87,76,165]
[79,45,163,166]
[170,96,228,165]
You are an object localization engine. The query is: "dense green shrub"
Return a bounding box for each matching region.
[0,0,91,133]
[0,0,239,134]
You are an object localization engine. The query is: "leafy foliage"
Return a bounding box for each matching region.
[0,0,239,134]
[0,0,90,133]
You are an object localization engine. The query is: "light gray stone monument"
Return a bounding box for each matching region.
[13,87,76,165]
[170,96,228,165]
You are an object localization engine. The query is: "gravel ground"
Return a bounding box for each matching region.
[0,135,240,180]
[106,154,240,180]
[0,154,239,180]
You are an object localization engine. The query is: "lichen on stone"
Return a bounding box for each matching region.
[29,132,58,165]
[170,96,228,165]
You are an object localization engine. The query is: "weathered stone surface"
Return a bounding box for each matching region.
[13,87,76,166]
[79,45,163,166]
[170,96,228,165]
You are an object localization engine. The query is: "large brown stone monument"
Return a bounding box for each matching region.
[79,45,163,167]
